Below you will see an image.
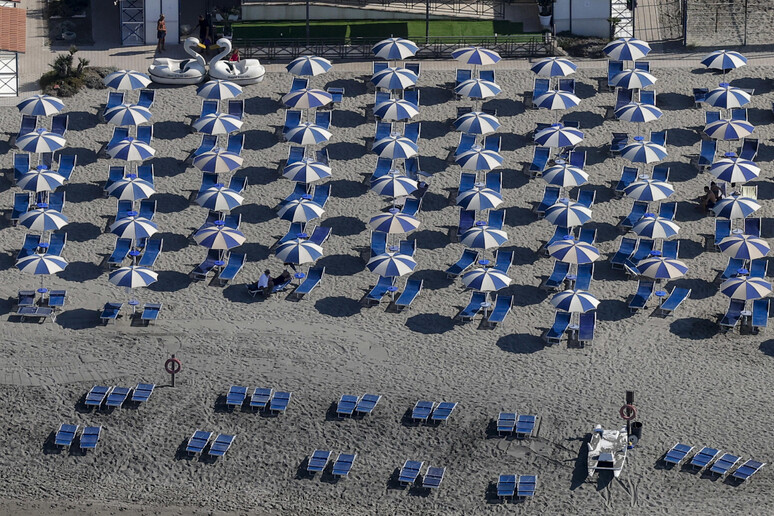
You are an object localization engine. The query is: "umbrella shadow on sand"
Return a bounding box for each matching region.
[328,108,366,129]
[63,182,103,203]
[328,178,367,199]
[495,334,545,354]
[60,261,104,282]
[315,296,361,317]
[147,270,191,292]
[66,110,100,131]
[324,216,365,236]
[405,313,454,334]
[56,308,101,330]
[670,316,717,339]
[315,254,362,277]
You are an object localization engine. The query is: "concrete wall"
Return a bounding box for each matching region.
[145,0,179,44]
[553,0,610,37]
[242,4,450,21]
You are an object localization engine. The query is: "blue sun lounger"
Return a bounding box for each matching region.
[545,311,571,344]
[714,219,731,249]
[131,383,155,403]
[750,259,767,278]
[307,450,332,473]
[85,386,111,408]
[752,298,770,332]
[577,311,596,346]
[55,423,78,449]
[218,253,245,286]
[527,146,550,177]
[270,391,292,414]
[629,280,655,312]
[100,303,122,324]
[610,132,628,155]
[208,434,236,458]
[395,278,422,311]
[663,443,694,466]
[412,401,436,422]
[498,474,517,499]
[710,453,741,478]
[515,415,537,438]
[653,165,670,183]
[690,447,722,471]
[447,250,479,279]
[16,234,40,261]
[187,430,212,455]
[226,386,247,408]
[661,239,679,259]
[535,186,560,216]
[423,466,446,489]
[332,453,357,478]
[399,460,424,485]
[615,166,638,196]
[497,413,517,435]
[621,201,648,229]
[337,395,359,417]
[658,288,691,316]
[517,475,537,498]
[431,402,457,423]
[487,295,513,327]
[293,266,325,299]
[365,276,396,305]
[80,426,102,451]
[731,459,765,482]
[720,299,745,331]
[697,139,716,171]
[544,261,570,290]
[106,387,130,408]
[459,291,487,321]
[355,394,381,416]
[250,388,273,410]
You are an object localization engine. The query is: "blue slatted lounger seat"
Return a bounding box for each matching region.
[515,415,537,438]
[337,394,359,417]
[85,386,111,408]
[270,391,292,414]
[544,261,570,290]
[659,288,691,316]
[250,388,273,410]
[226,386,247,408]
[714,219,731,249]
[208,434,236,458]
[431,402,457,423]
[535,185,560,215]
[621,201,648,229]
[578,311,596,345]
[615,166,638,196]
[493,248,512,272]
[487,295,513,327]
[307,450,332,473]
[105,387,130,408]
[545,311,571,344]
[17,290,35,308]
[690,447,721,470]
[459,291,486,321]
[355,394,381,416]
[332,453,357,478]
[293,266,325,299]
[697,139,716,171]
[720,299,745,331]
[140,303,161,325]
[497,413,517,435]
[709,453,741,478]
[48,290,67,311]
[395,278,422,310]
[731,459,765,482]
[663,443,694,466]
[399,460,424,485]
[575,264,594,292]
[186,430,212,455]
[423,466,446,489]
[629,280,655,312]
[610,132,629,155]
[456,209,475,240]
[517,475,537,498]
[752,298,770,332]
[365,276,395,305]
[218,253,245,286]
[131,383,155,403]
[80,426,102,451]
[412,400,436,422]
[498,474,516,499]
[55,423,78,449]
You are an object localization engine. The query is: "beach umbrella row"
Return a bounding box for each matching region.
[453,111,500,135]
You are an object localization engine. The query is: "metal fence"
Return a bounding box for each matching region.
[633,0,685,43]
[243,0,506,18]
[685,0,771,47]
[235,35,555,61]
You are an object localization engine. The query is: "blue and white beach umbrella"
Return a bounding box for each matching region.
[709,154,760,183]
[16,253,68,275]
[275,238,324,264]
[107,137,155,161]
[454,79,501,99]
[461,267,511,292]
[542,163,589,188]
[705,83,751,110]
[371,171,418,198]
[712,195,760,219]
[610,69,657,90]
[196,184,244,212]
[371,67,418,90]
[551,289,599,312]
[369,208,420,234]
[374,98,419,122]
[367,252,417,277]
[547,237,600,264]
[719,234,770,260]
[456,186,503,211]
[545,199,592,227]
[453,111,500,135]
[286,55,333,76]
[282,159,331,183]
[701,50,747,72]
[109,265,158,288]
[531,57,577,77]
[284,122,332,145]
[277,198,325,223]
[455,148,503,171]
[720,275,771,300]
[103,69,151,90]
[615,102,663,123]
[104,104,153,126]
[372,38,418,60]
[372,135,418,159]
[107,176,155,201]
[451,46,501,66]
[18,208,68,232]
[637,257,688,279]
[16,128,66,153]
[197,79,243,100]
[632,214,680,239]
[704,118,754,140]
[110,215,158,240]
[282,88,333,109]
[193,147,244,173]
[17,167,66,192]
[624,179,674,201]
[460,225,508,249]
[17,94,65,116]
[193,113,243,134]
[194,222,246,249]
[603,37,651,61]
[534,90,581,110]
[534,123,584,147]
[620,137,667,164]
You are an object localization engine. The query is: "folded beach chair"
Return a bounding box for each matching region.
[629,280,655,312]
[55,423,79,449]
[365,276,395,305]
[270,391,292,413]
[731,460,765,482]
[85,385,111,408]
[739,138,758,160]
[293,266,325,299]
[528,146,550,177]
[752,298,769,332]
[691,446,722,470]
[332,453,357,478]
[697,139,716,171]
[487,295,513,328]
[307,450,332,473]
[459,291,487,321]
[100,302,122,324]
[577,311,596,346]
[355,394,381,416]
[663,443,694,466]
[226,385,247,408]
[208,434,236,458]
[659,287,691,316]
[714,219,731,249]
[615,166,638,197]
[544,261,570,290]
[517,475,537,498]
[607,60,624,88]
[709,453,741,478]
[497,413,517,435]
[395,278,422,311]
[80,426,102,451]
[423,466,446,489]
[412,401,436,422]
[399,460,425,486]
[545,311,571,344]
[250,388,273,410]
[105,386,130,408]
[610,132,629,156]
[431,402,457,424]
[621,201,648,229]
[536,186,560,216]
[498,474,517,499]
[744,217,761,237]
[186,430,212,455]
[720,299,746,331]
[337,395,360,417]
[131,383,155,403]
[455,209,476,241]
[515,415,537,438]
[12,114,37,145]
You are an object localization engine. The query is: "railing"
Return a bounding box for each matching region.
[244,0,505,18]
[235,35,554,60]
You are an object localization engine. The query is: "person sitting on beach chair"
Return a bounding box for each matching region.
[247,270,273,297]
[700,186,717,213]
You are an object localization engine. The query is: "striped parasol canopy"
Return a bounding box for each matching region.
[456,186,503,211]
[461,267,511,291]
[702,50,747,71]
[620,136,667,163]
[369,208,420,234]
[704,119,754,140]
[372,38,418,60]
[196,184,244,212]
[372,135,418,159]
[107,175,155,201]
[705,83,751,110]
[103,69,152,90]
[551,289,599,312]
[107,137,155,161]
[624,179,674,202]
[534,123,584,147]
[367,252,417,277]
[286,55,333,76]
[455,148,503,171]
[193,148,244,173]
[371,67,418,90]
[544,199,592,227]
[534,90,580,110]
[374,99,419,121]
[637,257,688,279]
[16,253,68,275]
[632,214,680,239]
[194,221,246,249]
[104,104,152,126]
[718,234,770,261]
[720,275,771,300]
[109,265,158,288]
[17,167,66,192]
[196,79,243,100]
[609,69,657,90]
[709,153,760,183]
[283,122,332,145]
[615,102,663,123]
[17,94,65,116]
[282,88,333,109]
[542,162,588,188]
[453,111,500,135]
[370,170,418,198]
[275,238,324,264]
[451,46,501,66]
[277,198,325,223]
[16,128,66,154]
[460,224,508,249]
[603,37,651,61]
[531,57,577,77]
[547,237,600,264]
[18,208,68,232]
[109,215,158,240]
[282,159,331,183]
[454,78,501,99]
[712,195,760,219]
[192,113,243,134]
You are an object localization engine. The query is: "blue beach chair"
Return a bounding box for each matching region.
[498,474,517,499]
[487,295,512,327]
[54,423,78,449]
[517,475,537,498]
[270,391,292,413]
[497,413,517,435]
[226,386,247,408]
[544,261,570,290]
[658,288,691,316]
[412,401,435,422]
[395,278,422,310]
[105,387,130,408]
[365,276,395,305]
[84,386,110,407]
[664,443,694,466]
[355,394,382,416]
[515,415,537,438]
[423,466,446,489]
[208,434,236,457]
[629,280,655,312]
[307,450,331,473]
[332,453,357,478]
[731,460,765,482]
[80,426,102,451]
[545,311,571,344]
[250,388,273,410]
[431,402,457,423]
[720,299,745,330]
[399,460,424,486]
[709,453,741,478]
[186,430,212,455]
[337,395,359,417]
[459,291,486,321]
[131,383,155,403]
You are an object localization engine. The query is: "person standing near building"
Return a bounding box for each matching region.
[156,14,167,53]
